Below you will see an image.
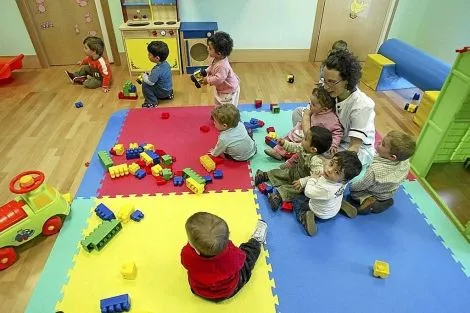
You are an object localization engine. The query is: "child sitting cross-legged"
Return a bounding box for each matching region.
[181,212,268,301]
[341,130,416,216]
[255,126,332,210]
[293,151,362,236]
[210,104,257,161]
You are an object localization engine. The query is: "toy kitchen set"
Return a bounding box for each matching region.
[119,0,218,75]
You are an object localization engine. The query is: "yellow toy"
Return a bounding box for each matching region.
[199,155,216,172]
[121,262,137,280]
[373,260,390,278]
[118,204,135,223]
[129,143,138,149]
[143,143,155,152]
[268,132,277,139]
[186,177,204,194]
[140,152,154,166]
[151,164,163,176]
[113,144,125,156]
[128,163,140,175]
[109,164,129,179]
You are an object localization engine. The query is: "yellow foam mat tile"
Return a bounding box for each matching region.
[56,191,277,313]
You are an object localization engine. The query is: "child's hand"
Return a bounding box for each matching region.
[277,138,285,146]
[202,77,208,85]
[77,60,82,65]
[328,146,337,156]
[102,87,110,93]
[293,180,302,191]
[208,148,214,155]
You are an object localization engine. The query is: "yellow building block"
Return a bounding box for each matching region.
[113,143,125,156]
[129,142,138,149]
[118,204,136,223]
[140,152,154,166]
[413,90,440,128]
[362,54,395,90]
[199,155,216,172]
[63,193,72,205]
[151,164,163,176]
[121,262,137,280]
[373,260,390,278]
[129,163,141,175]
[268,132,277,139]
[109,164,129,179]
[143,143,155,152]
[186,177,205,194]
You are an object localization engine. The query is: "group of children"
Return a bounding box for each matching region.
[65,35,417,303]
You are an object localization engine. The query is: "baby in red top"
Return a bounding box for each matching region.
[65,36,112,93]
[181,212,268,301]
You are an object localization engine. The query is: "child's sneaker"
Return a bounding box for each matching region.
[301,211,317,236]
[264,148,283,161]
[65,70,75,83]
[251,219,268,244]
[142,102,156,108]
[359,196,377,213]
[268,190,282,211]
[340,199,358,218]
[72,76,87,85]
[255,169,268,185]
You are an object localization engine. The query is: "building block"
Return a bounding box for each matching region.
[373,260,390,278]
[287,74,294,83]
[100,293,131,313]
[126,148,142,160]
[161,154,173,165]
[257,183,268,195]
[151,164,163,176]
[200,125,210,132]
[74,101,84,108]
[161,112,170,119]
[203,175,212,184]
[266,185,274,194]
[129,143,139,149]
[139,151,154,166]
[265,136,278,148]
[173,176,184,186]
[95,203,116,221]
[145,150,160,164]
[183,168,205,184]
[281,201,293,212]
[213,169,223,179]
[109,164,129,179]
[174,170,183,177]
[250,118,265,127]
[128,163,140,175]
[155,176,167,185]
[130,210,144,222]
[121,262,137,280]
[186,177,205,194]
[112,144,125,156]
[255,99,262,108]
[271,103,280,113]
[268,131,277,139]
[162,168,172,180]
[98,150,114,169]
[118,91,138,100]
[81,219,122,252]
[266,126,276,133]
[200,155,216,172]
[117,204,135,224]
[134,168,146,179]
[143,143,155,152]
[209,155,224,165]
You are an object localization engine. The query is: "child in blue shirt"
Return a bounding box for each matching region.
[141,41,174,108]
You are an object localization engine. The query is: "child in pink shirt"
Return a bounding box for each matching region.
[203,31,240,106]
[265,86,343,167]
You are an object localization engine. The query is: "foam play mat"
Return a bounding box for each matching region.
[26,104,470,313]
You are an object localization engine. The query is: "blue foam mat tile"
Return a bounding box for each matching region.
[25,198,95,313]
[238,102,306,112]
[256,187,470,313]
[76,109,129,198]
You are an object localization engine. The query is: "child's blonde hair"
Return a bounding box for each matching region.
[83,36,104,56]
[387,130,416,161]
[312,85,336,110]
[211,104,240,128]
[185,212,229,256]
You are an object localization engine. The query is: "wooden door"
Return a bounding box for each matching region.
[24,0,103,65]
[313,0,393,61]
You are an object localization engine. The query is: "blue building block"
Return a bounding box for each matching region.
[265,138,277,148]
[266,185,274,194]
[146,150,160,164]
[203,175,212,184]
[126,148,140,160]
[130,209,144,222]
[135,168,146,179]
[173,176,184,186]
[129,84,137,93]
[94,203,115,221]
[74,101,84,108]
[213,169,223,179]
[100,293,131,313]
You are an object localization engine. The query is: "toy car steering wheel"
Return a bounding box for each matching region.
[9,170,45,194]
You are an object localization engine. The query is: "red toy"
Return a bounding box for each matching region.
[266,126,276,133]
[255,99,262,109]
[161,112,170,119]
[281,201,293,212]
[0,54,24,85]
[209,155,224,165]
[118,91,138,100]
[200,125,210,132]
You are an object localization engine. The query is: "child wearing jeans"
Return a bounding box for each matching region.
[141,41,174,108]
[181,212,268,301]
[65,36,112,92]
[210,104,257,161]
[265,85,343,165]
[255,126,333,211]
[341,130,416,215]
[292,151,362,236]
[202,31,240,106]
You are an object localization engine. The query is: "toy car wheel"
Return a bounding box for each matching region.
[0,247,17,271]
[42,216,63,236]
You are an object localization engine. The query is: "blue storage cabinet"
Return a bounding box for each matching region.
[179,22,218,74]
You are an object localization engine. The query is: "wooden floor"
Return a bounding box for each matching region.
[0,61,422,313]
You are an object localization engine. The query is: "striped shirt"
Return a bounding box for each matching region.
[350,155,410,201]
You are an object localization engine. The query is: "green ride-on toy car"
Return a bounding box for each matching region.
[0,170,71,270]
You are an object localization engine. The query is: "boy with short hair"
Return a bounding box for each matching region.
[141,40,174,108]
[341,130,416,215]
[181,212,268,301]
[65,36,112,92]
[255,126,333,211]
[210,104,257,161]
[293,150,362,236]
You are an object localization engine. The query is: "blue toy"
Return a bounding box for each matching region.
[213,169,223,179]
[74,101,84,108]
[94,203,115,221]
[100,294,131,313]
[203,175,213,184]
[173,176,184,186]
[134,169,146,179]
[130,210,144,222]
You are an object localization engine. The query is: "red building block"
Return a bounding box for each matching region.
[161,112,170,119]
[200,125,210,132]
[209,155,224,165]
[281,201,293,212]
[155,176,167,185]
[118,91,138,100]
[255,99,262,108]
[257,183,268,195]
[266,126,275,133]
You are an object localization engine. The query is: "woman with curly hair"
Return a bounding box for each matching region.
[293,50,376,165]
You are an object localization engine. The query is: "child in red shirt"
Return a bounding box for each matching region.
[65,36,112,92]
[181,212,268,301]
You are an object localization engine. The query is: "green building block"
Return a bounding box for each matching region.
[98,150,114,169]
[81,219,122,252]
[162,154,173,165]
[162,168,172,180]
[183,168,205,185]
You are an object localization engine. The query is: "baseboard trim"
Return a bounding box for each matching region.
[230,49,310,62]
[22,55,42,68]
